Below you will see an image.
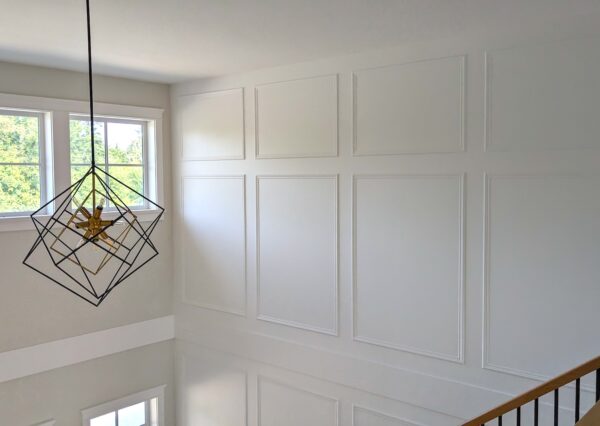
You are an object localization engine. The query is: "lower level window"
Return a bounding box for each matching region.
[82,386,164,426]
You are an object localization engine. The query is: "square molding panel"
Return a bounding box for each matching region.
[484,175,600,380]
[179,88,245,160]
[182,176,246,315]
[486,37,600,151]
[255,75,338,158]
[353,175,464,362]
[353,56,464,155]
[256,175,338,335]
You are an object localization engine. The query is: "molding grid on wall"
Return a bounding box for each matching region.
[352,174,465,363]
[181,175,247,316]
[257,376,340,426]
[178,88,245,161]
[256,175,339,336]
[0,315,174,384]
[352,55,465,156]
[254,74,339,159]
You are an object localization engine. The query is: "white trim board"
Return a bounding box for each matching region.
[0,315,174,383]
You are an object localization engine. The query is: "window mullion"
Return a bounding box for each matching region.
[51,111,71,213]
[103,118,109,171]
[103,119,110,207]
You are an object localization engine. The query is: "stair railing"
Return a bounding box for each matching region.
[462,355,600,426]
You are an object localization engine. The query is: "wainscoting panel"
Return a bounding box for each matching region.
[179,88,245,160]
[255,75,338,158]
[353,175,464,361]
[258,377,339,426]
[257,176,338,334]
[353,55,464,155]
[172,27,600,426]
[180,355,247,426]
[182,176,246,315]
[485,175,600,379]
[486,37,600,151]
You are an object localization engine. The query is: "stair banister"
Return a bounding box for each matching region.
[462,355,600,426]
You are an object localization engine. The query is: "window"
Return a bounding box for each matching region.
[70,115,147,209]
[0,92,163,232]
[0,109,46,216]
[82,385,164,426]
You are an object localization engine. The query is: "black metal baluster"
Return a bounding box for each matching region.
[534,398,539,426]
[516,406,521,426]
[498,415,502,426]
[554,389,559,426]
[596,369,600,402]
[576,378,581,422]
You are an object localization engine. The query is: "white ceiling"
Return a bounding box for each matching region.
[0,0,599,83]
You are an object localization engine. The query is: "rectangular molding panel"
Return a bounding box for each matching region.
[484,175,600,380]
[182,176,247,315]
[353,175,464,362]
[256,176,338,335]
[353,56,464,155]
[255,75,338,158]
[486,38,600,151]
[179,88,245,160]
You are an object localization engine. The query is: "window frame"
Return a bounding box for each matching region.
[81,385,165,426]
[0,92,164,232]
[0,108,49,217]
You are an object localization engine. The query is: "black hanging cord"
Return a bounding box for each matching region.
[86,0,95,167]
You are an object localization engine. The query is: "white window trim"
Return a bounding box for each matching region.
[0,92,164,233]
[81,385,166,426]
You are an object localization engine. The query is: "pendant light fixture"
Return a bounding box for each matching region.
[23,0,165,306]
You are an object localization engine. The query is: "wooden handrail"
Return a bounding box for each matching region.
[463,355,600,426]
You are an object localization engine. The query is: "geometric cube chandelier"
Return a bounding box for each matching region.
[23,0,164,306]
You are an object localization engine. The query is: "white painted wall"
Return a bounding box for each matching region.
[171,17,600,426]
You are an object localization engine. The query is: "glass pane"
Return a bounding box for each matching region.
[0,165,40,213]
[70,119,105,164]
[108,166,144,207]
[107,121,143,164]
[70,166,110,210]
[0,113,39,163]
[118,401,146,426]
[90,412,116,426]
